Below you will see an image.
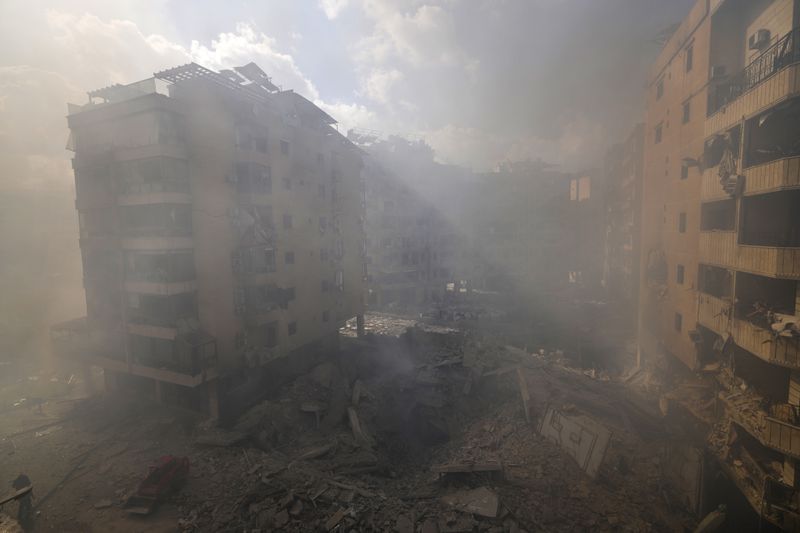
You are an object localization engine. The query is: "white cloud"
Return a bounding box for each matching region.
[319,0,350,19]
[362,68,403,103]
[316,100,378,133]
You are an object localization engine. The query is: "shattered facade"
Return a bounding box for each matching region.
[641,0,800,527]
[50,62,365,419]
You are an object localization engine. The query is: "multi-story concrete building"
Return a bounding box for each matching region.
[604,123,644,317]
[51,63,365,419]
[698,0,800,527]
[639,0,712,372]
[641,0,800,527]
[351,133,462,309]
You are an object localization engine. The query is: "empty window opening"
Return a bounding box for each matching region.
[656,78,664,100]
[735,271,797,325]
[678,212,687,233]
[700,199,736,231]
[248,322,278,349]
[674,312,683,332]
[655,124,663,144]
[698,264,733,298]
[745,97,800,168]
[288,321,297,336]
[235,162,272,194]
[685,45,693,72]
[676,264,685,285]
[682,100,691,124]
[740,190,800,247]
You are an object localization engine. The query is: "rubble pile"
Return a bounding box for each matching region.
[173,324,695,532]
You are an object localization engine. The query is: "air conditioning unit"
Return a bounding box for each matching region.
[710,65,726,79]
[748,29,770,50]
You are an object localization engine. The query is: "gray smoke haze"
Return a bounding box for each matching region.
[0,0,691,354]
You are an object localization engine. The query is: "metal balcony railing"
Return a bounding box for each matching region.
[709,28,800,116]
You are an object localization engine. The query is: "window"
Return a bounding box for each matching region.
[678,212,687,233]
[288,321,297,336]
[681,165,689,180]
[676,265,685,284]
[674,313,683,332]
[685,45,693,72]
[280,140,290,155]
[322,310,330,322]
[283,214,293,229]
[285,251,295,265]
[319,217,328,231]
[255,137,268,153]
[682,100,691,124]
[321,279,330,292]
[656,78,664,100]
[320,248,329,261]
[286,287,296,301]
[655,124,663,144]
[283,177,291,190]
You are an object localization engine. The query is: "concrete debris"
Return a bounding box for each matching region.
[538,406,611,478]
[441,487,500,518]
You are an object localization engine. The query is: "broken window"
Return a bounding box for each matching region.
[120,204,192,237]
[740,190,800,247]
[117,157,189,194]
[248,322,278,348]
[126,251,195,282]
[127,292,197,326]
[745,97,800,167]
[235,162,272,194]
[700,199,735,231]
[735,272,797,325]
[698,264,733,298]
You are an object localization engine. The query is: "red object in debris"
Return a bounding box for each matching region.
[124,456,190,515]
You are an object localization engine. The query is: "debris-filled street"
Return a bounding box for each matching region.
[1,315,695,532]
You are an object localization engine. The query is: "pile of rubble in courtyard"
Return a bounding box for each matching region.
[174,323,696,532]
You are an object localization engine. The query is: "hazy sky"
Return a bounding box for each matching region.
[0,0,694,189]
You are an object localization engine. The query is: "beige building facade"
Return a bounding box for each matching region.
[51,63,365,418]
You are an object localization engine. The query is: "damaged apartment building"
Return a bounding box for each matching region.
[50,63,365,420]
[350,132,466,308]
[640,0,800,528]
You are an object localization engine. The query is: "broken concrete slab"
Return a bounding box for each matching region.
[348,407,375,448]
[432,460,504,477]
[538,406,611,478]
[440,487,500,518]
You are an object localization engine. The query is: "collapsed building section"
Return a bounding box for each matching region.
[50,62,366,419]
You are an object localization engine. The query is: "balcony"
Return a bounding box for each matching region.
[51,317,217,387]
[124,280,196,295]
[732,318,800,369]
[704,157,800,200]
[698,292,732,336]
[699,232,800,279]
[766,416,800,458]
[707,28,800,134]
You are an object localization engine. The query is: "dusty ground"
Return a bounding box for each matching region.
[0,316,697,532]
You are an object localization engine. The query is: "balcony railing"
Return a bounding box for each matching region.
[709,28,800,116]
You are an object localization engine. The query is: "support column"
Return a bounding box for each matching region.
[208,380,220,421]
[356,313,365,337]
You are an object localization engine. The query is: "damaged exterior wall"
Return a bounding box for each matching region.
[644,0,800,528]
[51,63,365,418]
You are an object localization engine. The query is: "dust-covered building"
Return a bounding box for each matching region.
[50,63,365,418]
